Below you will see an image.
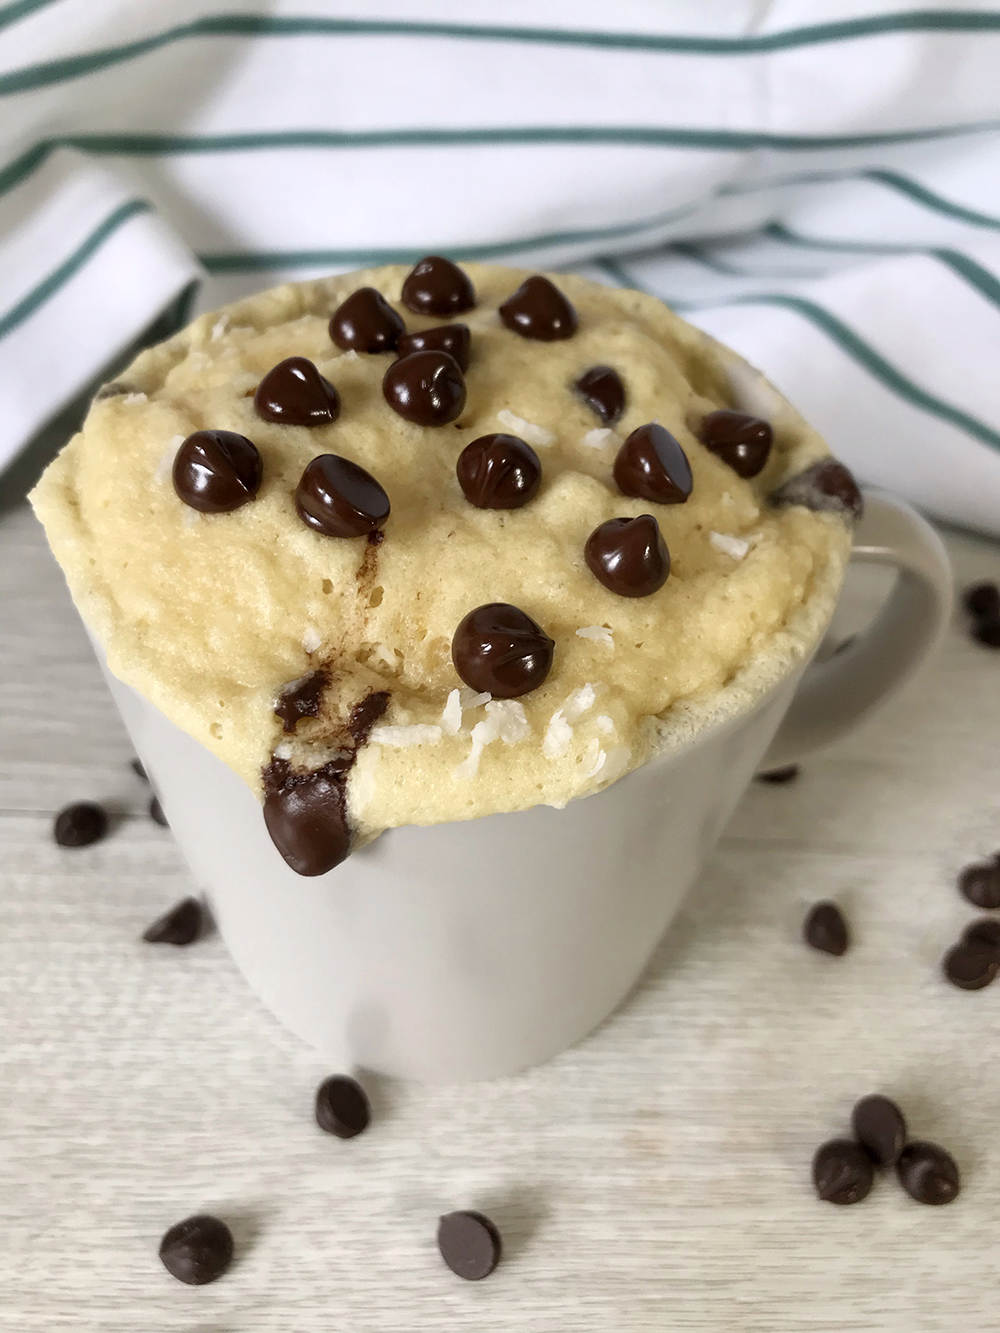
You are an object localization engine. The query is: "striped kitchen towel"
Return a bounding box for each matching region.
[2,0,1000,535]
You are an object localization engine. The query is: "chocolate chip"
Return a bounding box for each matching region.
[812,1139,874,1204]
[755,765,800,784]
[698,410,772,479]
[274,668,328,733]
[296,454,390,538]
[382,350,466,426]
[149,795,168,826]
[263,761,350,876]
[254,356,340,427]
[770,458,863,519]
[314,1074,371,1138]
[575,365,625,425]
[499,275,577,341]
[804,901,849,956]
[348,690,391,746]
[972,617,1000,648]
[452,603,554,699]
[173,430,262,513]
[958,860,1000,910]
[401,255,475,317]
[437,1211,502,1280]
[130,758,148,781]
[963,581,1000,619]
[963,917,1000,951]
[159,1214,234,1285]
[143,897,203,946]
[53,802,108,848]
[943,938,999,990]
[457,433,541,509]
[614,423,692,505]
[852,1095,907,1167]
[329,287,404,353]
[896,1141,960,1205]
[585,515,670,598]
[396,322,471,372]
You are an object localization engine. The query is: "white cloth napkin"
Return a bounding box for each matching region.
[3,0,1000,534]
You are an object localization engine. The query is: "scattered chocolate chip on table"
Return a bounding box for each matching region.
[53,802,108,847]
[159,1214,234,1284]
[812,1139,874,1205]
[437,1210,503,1279]
[803,901,850,956]
[142,897,203,946]
[896,1142,961,1206]
[852,1095,907,1168]
[755,764,800,784]
[314,1075,371,1139]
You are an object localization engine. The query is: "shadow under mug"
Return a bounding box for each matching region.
[94,491,951,1081]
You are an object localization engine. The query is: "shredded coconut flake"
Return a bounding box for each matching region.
[340,348,359,362]
[441,689,463,736]
[595,714,615,735]
[454,715,501,778]
[497,409,554,447]
[302,627,321,654]
[458,687,491,710]
[709,531,750,560]
[210,314,230,342]
[542,709,573,759]
[486,699,529,744]
[602,747,632,782]
[580,739,606,779]
[370,724,442,747]
[273,741,293,760]
[122,392,147,405]
[582,427,621,450]
[576,625,614,648]
[373,643,398,668]
[155,435,184,483]
[564,683,599,722]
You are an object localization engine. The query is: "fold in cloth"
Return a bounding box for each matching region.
[2,0,999,533]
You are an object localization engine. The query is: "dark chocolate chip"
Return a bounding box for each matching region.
[896,1141,960,1205]
[159,1214,234,1285]
[972,617,1000,648]
[614,423,692,505]
[296,454,390,538]
[263,763,350,876]
[585,515,670,598]
[804,901,849,956]
[457,433,541,510]
[53,802,108,848]
[382,350,466,427]
[852,1094,907,1168]
[130,758,148,781]
[149,795,168,827]
[314,1074,371,1138]
[770,458,864,519]
[755,764,800,784]
[437,1211,502,1281]
[329,287,404,353]
[575,365,626,425]
[348,690,391,746]
[173,430,262,513]
[963,917,1000,951]
[963,581,1000,620]
[254,356,340,427]
[958,860,1000,910]
[812,1139,874,1204]
[396,322,471,372]
[698,410,773,479]
[401,256,475,317]
[943,938,999,990]
[143,897,203,946]
[274,668,328,733]
[499,275,577,341]
[452,603,554,699]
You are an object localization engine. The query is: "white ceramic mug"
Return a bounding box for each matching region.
[96,491,950,1082]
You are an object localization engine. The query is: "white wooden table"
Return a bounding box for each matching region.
[2,497,998,1332]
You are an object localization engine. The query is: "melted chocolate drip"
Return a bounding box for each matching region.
[274,668,329,733]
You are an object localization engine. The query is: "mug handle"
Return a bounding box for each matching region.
[758,490,953,770]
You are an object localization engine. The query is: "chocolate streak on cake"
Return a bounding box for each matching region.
[263,689,390,876]
[274,667,330,733]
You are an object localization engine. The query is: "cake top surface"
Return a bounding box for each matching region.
[31,262,855,866]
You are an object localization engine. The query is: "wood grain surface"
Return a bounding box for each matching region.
[2,500,998,1332]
